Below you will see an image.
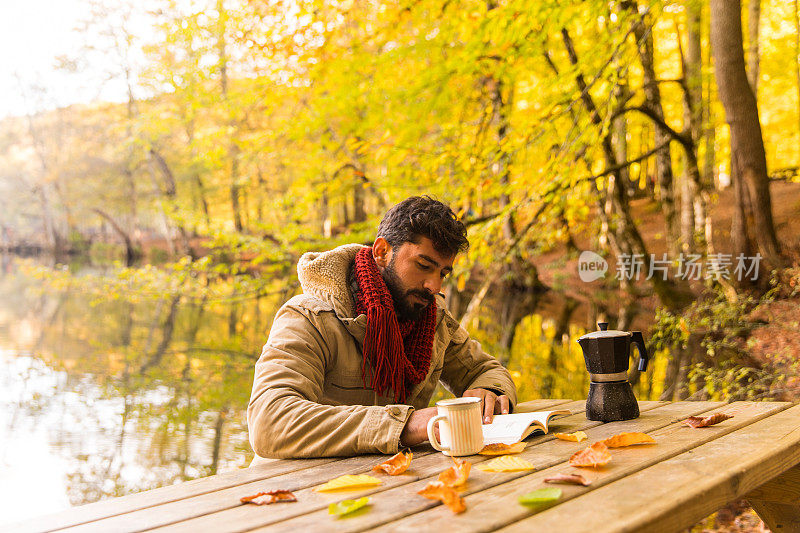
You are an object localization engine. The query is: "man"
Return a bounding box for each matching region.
[248,196,517,458]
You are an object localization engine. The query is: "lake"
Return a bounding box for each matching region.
[0,254,658,526]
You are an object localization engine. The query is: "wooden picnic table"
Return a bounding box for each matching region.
[10,399,800,533]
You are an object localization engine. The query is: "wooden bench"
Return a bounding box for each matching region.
[10,399,800,532]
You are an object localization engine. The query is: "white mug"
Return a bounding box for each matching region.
[426,397,483,456]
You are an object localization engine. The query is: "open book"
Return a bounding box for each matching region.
[481,409,571,446]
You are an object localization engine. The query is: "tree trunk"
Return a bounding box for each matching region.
[217,0,244,233]
[795,0,800,163]
[681,4,703,253]
[562,28,688,311]
[612,73,635,197]
[626,1,680,258]
[711,0,783,267]
[353,179,367,223]
[149,148,192,256]
[92,208,141,266]
[731,158,755,260]
[36,184,64,253]
[747,0,761,96]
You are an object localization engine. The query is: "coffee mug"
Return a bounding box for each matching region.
[426,397,483,456]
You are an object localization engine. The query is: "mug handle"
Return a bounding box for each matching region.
[427,414,449,452]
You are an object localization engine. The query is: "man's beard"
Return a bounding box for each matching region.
[382,259,434,322]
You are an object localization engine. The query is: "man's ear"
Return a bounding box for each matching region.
[373,237,391,268]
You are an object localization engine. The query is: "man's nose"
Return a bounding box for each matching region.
[423,276,441,295]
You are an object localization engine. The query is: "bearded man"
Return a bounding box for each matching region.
[247,196,517,458]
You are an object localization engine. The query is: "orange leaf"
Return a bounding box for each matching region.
[438,458,471,487]
[544,473,591,486]
[683,413,734,428]
[554,431,588,442]
[240,490,297,505]
[602,432,656,448]
[373,450,412,475]
[569,442,612,468]
[479,442,526,455]
[418,481,466,514]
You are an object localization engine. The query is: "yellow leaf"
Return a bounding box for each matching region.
[476,456,535,472]
[554,431,588,442]
[315,474,382,492]
[602,432,656,448]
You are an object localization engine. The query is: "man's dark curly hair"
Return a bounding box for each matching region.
[376,196,469,257]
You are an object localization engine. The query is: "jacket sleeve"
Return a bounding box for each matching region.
[438,311,518,410]
[247,303,412,458]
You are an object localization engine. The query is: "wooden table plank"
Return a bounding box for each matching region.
[344,401,743,533]
[496,402,800,533]
[146,400,592,533]
[7,457,340,533]
[239,401,700,533]
[42,399,571,533]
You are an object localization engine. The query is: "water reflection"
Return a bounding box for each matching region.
[0,263,261,525]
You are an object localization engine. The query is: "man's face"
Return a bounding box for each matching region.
[377,236,456,322]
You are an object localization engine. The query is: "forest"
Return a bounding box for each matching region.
[1,0,799,529]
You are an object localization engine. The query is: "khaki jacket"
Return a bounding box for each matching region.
[247,244,517,458]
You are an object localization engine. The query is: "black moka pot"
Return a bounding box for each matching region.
[577,322,650,422]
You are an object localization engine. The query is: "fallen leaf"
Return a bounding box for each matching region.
[569,442,612,468]
[240,490,297,505]
[554,431,588,442]
[543,473,591,486]
[683,413,734,428]
[373,450,412,475]
[418,481,466,513]
[602,432,656,448]
[479,442,526,455]
[438,458,471,487]
[476,455,536,472]
[315,474,382,492]
[328,497,370,517]
[518,488,562,505]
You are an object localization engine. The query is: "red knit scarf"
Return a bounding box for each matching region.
[354,246,436,403]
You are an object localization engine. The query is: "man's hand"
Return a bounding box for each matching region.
[463,388,511,423]
[399,406,438,447]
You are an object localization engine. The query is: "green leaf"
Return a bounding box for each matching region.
[518,488,561,505]
[328,497,371,517]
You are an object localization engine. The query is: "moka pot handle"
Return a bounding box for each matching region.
[631,331,649,372]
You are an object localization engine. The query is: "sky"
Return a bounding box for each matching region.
[0,0,133,120]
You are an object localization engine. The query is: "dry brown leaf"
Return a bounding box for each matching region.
[479,442,526,455]
[373,450,412,475]
[240,490,297,505]
[602,432,656,448]
[418,481,466,514]
[683,413,734,428]
[543,473,591,486]
[438,458,471,487]
[554,431,588,442]
[569,442,612,468]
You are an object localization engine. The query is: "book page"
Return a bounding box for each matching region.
[481,410,571,445]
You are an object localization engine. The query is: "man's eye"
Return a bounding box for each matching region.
[417,262,431,271]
